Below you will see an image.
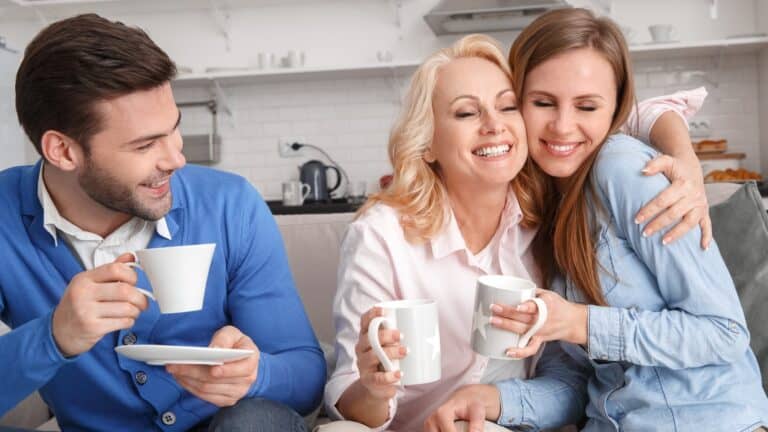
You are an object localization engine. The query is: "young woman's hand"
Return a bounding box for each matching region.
[635,153,711,249]
[490,289,588,359]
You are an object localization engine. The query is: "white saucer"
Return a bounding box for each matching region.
[115,344,255,366]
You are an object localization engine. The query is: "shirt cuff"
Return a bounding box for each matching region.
[494,379,524,426]
[587,305,623,362]
[247,350,270,397]
[324,375,397,432]
[45,310,80,363]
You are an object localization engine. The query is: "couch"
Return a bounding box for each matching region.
[3,185,767,430]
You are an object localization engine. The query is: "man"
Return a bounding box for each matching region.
[0,13,325,431]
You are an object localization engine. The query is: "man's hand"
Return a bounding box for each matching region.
[52,253,148,357]
[423,385,501,432]
[636,154,712,249]
[166,325,260,407]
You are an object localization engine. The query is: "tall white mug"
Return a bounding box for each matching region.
[470,276,548,359]
[127,243,216,314]
[368,299,441,386]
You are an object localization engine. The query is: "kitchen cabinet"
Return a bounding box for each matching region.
[171,36,768,88]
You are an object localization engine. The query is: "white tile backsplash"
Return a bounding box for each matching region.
[177,52,762,200]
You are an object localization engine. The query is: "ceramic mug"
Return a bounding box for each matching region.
[282,181,311,206]
[368,299,441,386]
[127,243,216,314]
[470,275,548,359]
[648,24,677,43]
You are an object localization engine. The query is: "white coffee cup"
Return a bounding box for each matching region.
[127,243,216,314]
[470,276,548,359]
[368,299,441,386]
[648,24,676,43]
[282,181,311,206]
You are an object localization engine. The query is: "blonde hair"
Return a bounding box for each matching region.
[509,8,636,305]
[358,34,512,243]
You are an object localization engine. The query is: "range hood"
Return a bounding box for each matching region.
[424,0,571,35]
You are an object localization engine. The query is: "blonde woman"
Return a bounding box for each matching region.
[322,34,708,432]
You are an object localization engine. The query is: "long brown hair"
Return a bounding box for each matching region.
[508,8,636,305]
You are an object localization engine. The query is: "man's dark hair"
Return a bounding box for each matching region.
[15,13,177,155]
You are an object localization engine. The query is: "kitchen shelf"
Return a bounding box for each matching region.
[171,36,768,88]
[172,61,421,87]
[628,36,768,60]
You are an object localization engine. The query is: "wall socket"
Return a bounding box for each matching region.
[278,137,305,157]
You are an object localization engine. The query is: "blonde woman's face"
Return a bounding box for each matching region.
[430,57,528,193]
[521,47,616,183]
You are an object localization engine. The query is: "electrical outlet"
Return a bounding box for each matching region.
[278,137,305,157]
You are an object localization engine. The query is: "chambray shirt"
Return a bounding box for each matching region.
[497,135,768,431]
[0,162,325,431]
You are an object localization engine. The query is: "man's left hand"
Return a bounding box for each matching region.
[166,325,260,407]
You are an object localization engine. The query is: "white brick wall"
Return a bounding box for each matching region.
[177,52,763,201]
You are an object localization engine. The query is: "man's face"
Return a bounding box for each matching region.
[77,83,185,221]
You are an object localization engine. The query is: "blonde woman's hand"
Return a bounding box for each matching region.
[490,289,588,359]
[355,307,405,401]
[423,384,501,432]
[635,154,712,249]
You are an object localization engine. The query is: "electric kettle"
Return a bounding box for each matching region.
[299,160,341,202]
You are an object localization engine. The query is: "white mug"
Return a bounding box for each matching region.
[648,24,676,43]
[282,181,311,206]
[470,276,548,359]
[127,243,216,314]
[368,299,441,386]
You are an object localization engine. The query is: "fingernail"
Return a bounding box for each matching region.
[641,168,650,174]
[399,333,404,340]
[490,303,503,313]
[515,304,525,312]
[506,349,518,358]
[635,216,643,224]
[642,230,649,238]
[662,237,670,245]
[489,317,501,326]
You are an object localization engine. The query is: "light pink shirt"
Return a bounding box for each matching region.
[324,88,706,431]
[325,191,537,432]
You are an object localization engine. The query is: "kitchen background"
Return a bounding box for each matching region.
[0,0,766,201]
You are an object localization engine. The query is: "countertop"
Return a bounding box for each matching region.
[267,198,363,215]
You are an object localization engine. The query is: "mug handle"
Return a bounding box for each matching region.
[124,261,156,301]
[367,316,398,372]
[517,297,548,348]
[300,183,311,200]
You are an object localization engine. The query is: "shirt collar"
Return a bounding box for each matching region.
[429,187,524,260]
[37,164,172,245]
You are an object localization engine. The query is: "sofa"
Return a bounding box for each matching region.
[3,185,767,430]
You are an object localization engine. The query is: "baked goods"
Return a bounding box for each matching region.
[693,139,727,154]
[705,168,762,182]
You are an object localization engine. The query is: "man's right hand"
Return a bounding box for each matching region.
[52,253,149,357]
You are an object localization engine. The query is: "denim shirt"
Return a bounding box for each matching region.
[496,134,768,431]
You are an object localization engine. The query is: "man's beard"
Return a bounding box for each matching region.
[78,157,172,221]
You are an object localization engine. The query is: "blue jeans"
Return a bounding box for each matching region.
[201,398,307,432]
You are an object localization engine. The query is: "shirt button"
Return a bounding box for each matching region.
[122,332,137,345]
[161,411,176,426]
[135,371,148,385]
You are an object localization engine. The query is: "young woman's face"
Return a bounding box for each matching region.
[521,47,617,184]
[430,57,528,193]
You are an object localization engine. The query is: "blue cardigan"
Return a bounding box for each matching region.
[0,162,326,431]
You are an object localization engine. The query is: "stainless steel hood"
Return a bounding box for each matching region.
[424,0,570,35]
